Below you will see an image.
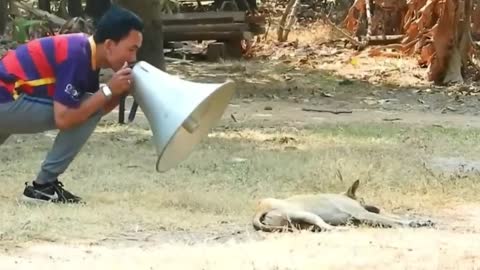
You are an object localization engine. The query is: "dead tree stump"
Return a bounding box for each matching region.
[207,42,226,61]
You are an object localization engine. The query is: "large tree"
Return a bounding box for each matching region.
[0,0,8,35]
[115,0,165,70]
[344,0,475,85]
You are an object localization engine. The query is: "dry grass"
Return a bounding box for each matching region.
[2,14,480,268]
[247,19,429,89]
[2,116,480,246]
[263,21,339,44]
[167,58,386,103]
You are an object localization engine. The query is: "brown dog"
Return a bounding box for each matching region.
[253,180,434,232]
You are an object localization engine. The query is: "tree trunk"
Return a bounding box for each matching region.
[472,0,480,39]
[115,0,165,71]
[277,0,300,42]
[114,0,166,125]
[0,0,8,35]
[38,0,51,13]
[68,0,83,17]
[427,0,473,84]
[344,0,475,85]
[85,0,111,22]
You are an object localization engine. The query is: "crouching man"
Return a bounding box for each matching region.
[0,6,143,203]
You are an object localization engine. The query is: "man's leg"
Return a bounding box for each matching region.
[0,94,102,203]
[0,134,9,145]
[36,107,102,185]
[22,109,102,204]
[0,95,56,133]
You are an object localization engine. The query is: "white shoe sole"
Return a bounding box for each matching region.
[19,194,54,204]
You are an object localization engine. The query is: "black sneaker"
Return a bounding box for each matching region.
[22,180,83,204]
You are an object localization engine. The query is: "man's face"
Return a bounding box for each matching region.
[104,30,142,71]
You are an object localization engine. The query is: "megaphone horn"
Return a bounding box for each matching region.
[130,61,236,172]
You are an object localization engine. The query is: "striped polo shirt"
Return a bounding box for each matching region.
[0,33,100,107]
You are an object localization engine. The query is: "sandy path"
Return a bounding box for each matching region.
[1,227,479,270]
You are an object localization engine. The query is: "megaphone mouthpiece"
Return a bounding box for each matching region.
[182,116,200,134]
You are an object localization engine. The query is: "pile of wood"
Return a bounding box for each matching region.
[342,0,479,85]
[161,11,266,60]
[162,11,251,42]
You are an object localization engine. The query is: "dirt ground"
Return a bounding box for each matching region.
[3,29,480,268]
[2,95,480,268]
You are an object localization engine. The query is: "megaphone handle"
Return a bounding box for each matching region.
[128,100,139,123]
[118,93,132,124]
[118,95,126,124]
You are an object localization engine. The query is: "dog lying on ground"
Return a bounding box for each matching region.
[252,180,434,232]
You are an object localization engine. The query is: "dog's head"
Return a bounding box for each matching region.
[342,179,381,214]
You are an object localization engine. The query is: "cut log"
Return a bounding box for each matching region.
[363,34,404,45]
[207,42,226,61]
[225,38,243,58]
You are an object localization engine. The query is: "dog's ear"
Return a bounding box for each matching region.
[363,204,381,214]
[345,179,360,199]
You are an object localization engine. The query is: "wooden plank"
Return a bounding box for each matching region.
[162,17,235,25]
[160,11,246,22]
[164,31,245,41]
[163,23,249,33]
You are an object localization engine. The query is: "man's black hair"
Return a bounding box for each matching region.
[93,5,144,43]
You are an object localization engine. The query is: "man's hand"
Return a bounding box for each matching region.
[107,62,132,97]
[101,62,134,115]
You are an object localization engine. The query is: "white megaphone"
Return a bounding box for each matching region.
[130,61,236,172]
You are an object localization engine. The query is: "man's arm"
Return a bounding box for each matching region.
[102,94,123,115]
[54,90,109,130]
[52,58,108,130]
[53,60,132,130]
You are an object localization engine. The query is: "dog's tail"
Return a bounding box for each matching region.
[252,210,290,232]
[252,210,269,231]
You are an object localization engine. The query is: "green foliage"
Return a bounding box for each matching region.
[12,17,49,43]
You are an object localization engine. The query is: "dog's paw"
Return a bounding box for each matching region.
[409,219,435,228]
[331,226,349,232]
